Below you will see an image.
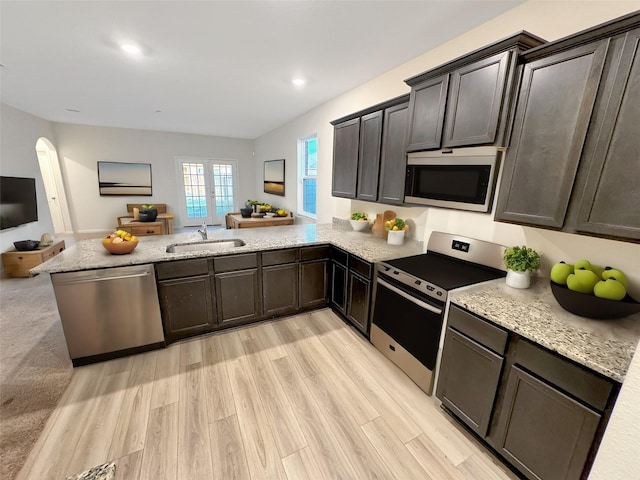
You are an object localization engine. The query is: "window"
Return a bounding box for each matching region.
[298,134,317,218]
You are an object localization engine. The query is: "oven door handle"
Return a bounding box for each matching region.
[376,277,443,315]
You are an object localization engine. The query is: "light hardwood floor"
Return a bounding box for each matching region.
[17,309,518,480]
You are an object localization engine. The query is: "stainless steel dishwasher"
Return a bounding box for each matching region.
[51,264,165,366]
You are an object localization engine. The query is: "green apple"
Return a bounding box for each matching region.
[591,265,605,278]
[573,259,592,272]
[602,267,628,288]
[594,279,627,301]
[573,259,605,278]
[567,269,601,294]
[550,261,574,285]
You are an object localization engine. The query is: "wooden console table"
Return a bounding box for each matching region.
[227,214,294,229]
[118,213,174,236]
[2,240,66,278]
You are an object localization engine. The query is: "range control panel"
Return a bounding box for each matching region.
[451,240,470,253]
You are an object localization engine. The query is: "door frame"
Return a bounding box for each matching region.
[174,156,239,227]
[35,137,73,233]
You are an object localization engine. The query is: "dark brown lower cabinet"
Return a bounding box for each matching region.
[329,246,373,335]
[262,263,298,317]
[437,328,503,437]
[299,259,328,309]
[156,258,216,343]
[439,304,618,480]
[330,260,347,314]
[215,269,260,325]
[492,366,601,480]
[158,274,216,343]
[346,271,370,334]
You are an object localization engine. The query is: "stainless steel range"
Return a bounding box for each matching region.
[371,231,506,395]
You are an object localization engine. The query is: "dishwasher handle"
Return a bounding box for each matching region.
[52,265,154,285]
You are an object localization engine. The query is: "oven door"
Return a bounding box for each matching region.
[371,276,444,394]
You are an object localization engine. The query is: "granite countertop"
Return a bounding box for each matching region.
[31,222,424,275]
[449,278,640,382]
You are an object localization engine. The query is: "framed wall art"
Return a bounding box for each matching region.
[264,159,285,196]
[98,161,152,196]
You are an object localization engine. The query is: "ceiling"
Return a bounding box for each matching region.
[0,1,524,139]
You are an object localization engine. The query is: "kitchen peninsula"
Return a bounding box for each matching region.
[31,222,423,274]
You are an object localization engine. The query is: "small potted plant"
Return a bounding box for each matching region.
[138,203,158,222]
[503,245,540,289]
[385,217,408,245]
[349,212,369,231]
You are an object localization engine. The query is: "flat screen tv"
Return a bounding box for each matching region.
[0,176,38,230]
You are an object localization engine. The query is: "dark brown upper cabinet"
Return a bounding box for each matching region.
[331,95,410,203]
[356,110,383,201]
[573,27,640,240]
[378,101,410,205]
[406,74,449,151]
[496,40,609,228]
[443,51,511,147]
[405,32,545,152]
[331,117,360,198]
[496,12,640,242]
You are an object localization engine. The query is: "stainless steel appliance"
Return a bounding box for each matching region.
[371,232,506,394]
[405,146,503,212]
[51,264,165,366]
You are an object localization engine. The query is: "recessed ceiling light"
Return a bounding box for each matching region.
[120,43,143,57]
[292,77,306,87]
[65,108,80,113]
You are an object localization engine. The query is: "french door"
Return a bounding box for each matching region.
[176,158,238,226]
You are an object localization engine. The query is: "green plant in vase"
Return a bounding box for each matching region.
[503,245,540,289]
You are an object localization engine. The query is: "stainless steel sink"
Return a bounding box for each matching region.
[166,239,246,253]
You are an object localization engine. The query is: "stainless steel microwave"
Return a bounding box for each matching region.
[405,147,504,213]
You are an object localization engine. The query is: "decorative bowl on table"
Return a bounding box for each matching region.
[549,281,640,320]
[251,212,265,218]
[240,207,253,218]
[13,240,41,251]
[349,219,370,231]
[264,212,276,217]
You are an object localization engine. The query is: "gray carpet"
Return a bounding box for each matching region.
[0,271,73,480]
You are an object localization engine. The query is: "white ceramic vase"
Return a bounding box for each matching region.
[387,229,405,245]
[506,270,531,289]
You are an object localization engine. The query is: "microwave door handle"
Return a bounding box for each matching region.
[377,278,442,315]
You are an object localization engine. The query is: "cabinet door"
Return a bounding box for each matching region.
[346,271,371,334]
[575,29,640,240]
[332,118,360,198]
[493,366,601,480]
[299,259,328,309]
[262,263,298,316]
[443,51,511,147]
[406,74,449,151]
[436,328,503,437]
[378,102,409,205]
[330,261,347,314]
[158,275,215,343]
[356,110,383,201]
[495,40,609,228]
[215,269,261,325]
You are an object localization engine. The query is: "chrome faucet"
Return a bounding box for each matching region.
[198,223,208,240]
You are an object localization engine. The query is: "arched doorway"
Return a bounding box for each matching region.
[35,137,72,234]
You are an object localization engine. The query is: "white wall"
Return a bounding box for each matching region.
[253,2,640,477]
[589,340,640,479]
[51,123,255,231]
[0,103,56,253]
